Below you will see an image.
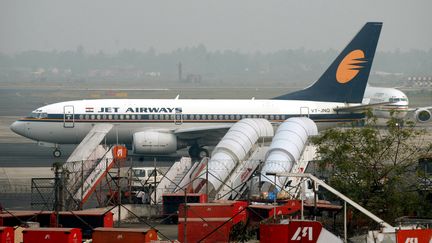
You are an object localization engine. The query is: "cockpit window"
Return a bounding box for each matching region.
[28,112,47,119]
[29,112,39,118]
[389,98,407,102]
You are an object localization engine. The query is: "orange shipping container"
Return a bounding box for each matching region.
[0,227,14,243]
[23,228,81,243]
[92,227,157,243]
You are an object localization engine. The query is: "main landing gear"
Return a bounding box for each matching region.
[188,145,209,161]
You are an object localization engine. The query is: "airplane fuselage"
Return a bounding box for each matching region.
[363,85,409,119]
[11,98,362,145]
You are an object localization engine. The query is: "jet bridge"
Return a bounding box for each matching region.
[62,124,116,209]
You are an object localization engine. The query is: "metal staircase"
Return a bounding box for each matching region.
[215,145,268,200]
[61,124,115,209]
[150,157,192,204]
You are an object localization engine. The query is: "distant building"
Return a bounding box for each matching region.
[405,76,432,88]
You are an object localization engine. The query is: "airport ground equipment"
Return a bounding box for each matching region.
[195,119,274,196]
[261,117,318,190]
[283,144,317,199]
[260,220,343,243]
[0,226,14,243]
[0,209,113,238]
[268,172,393,242]
[150,157,192,204]
[92,227,158,243]
[61,123,118,209]
[215,146,268,200]
[173,160,200,192]
[22,227,82,243]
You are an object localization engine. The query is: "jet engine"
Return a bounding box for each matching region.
[132,130,179,154]
[415,109,431,123]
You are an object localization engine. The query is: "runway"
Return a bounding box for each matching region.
[0,143,75,167]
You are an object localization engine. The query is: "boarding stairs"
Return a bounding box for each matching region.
[173,161,200,193]
[150,157,192,204]
[283,143,317,198]
[62,124,115,209]
[215,145,268,200]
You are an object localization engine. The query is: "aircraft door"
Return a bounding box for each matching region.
[300,107,310,117]
[174,110,183,125]
[64,105,75,128]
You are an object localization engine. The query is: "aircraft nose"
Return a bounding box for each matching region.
[10,121,27,136]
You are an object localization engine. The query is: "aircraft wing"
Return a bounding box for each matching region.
[334,102,393,112]
[174,125,233,145]
[408,106,432,112]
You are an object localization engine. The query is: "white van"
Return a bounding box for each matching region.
[130,167,163,187]
[129,167,163,203]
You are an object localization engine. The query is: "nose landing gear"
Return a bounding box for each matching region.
[53,149,62,158]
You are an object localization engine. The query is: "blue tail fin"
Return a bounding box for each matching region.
[274,22,382,103]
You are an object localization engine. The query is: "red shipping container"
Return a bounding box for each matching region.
[162,193,208,223]
[248,201,300,224]
[92,227,158,243]
[396,229,432,243]
[0,227,14,243]
[260,220,322,243]
[178,201,248,224]
[23,228,81,243]
[178,218,233,243]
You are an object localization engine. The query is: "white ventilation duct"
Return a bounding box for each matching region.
[261,117,317,190]
[195,119,274,194]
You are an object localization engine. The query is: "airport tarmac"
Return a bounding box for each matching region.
[0,85,431,211]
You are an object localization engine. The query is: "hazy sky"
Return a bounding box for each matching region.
[1,0,431,54]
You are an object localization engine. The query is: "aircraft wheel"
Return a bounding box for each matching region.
[198,148,209,159]
[53,149,62,158]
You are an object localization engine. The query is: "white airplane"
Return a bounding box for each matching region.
[11,22,384,158]
[363,85,432,123]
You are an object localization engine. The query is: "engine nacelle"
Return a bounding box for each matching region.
[132,131,177,154]
[415,109,432,123]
